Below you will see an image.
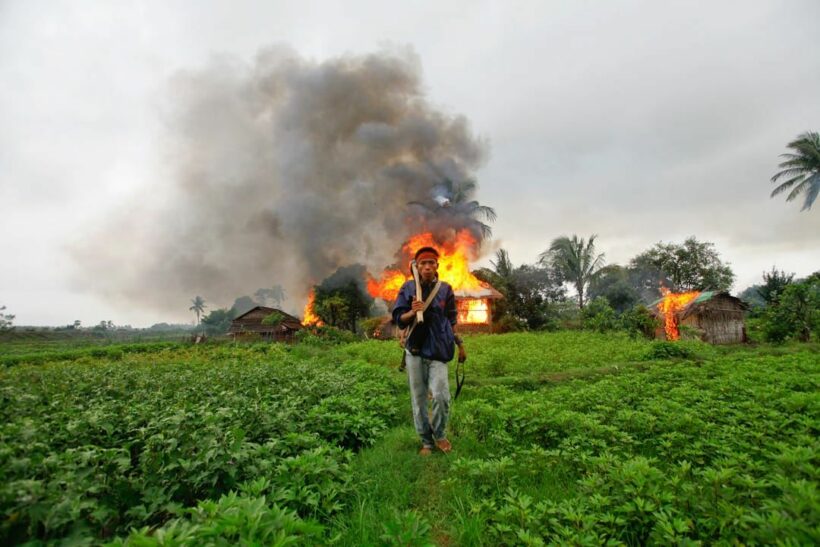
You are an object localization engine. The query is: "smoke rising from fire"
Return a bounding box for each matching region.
[73,46,489,315]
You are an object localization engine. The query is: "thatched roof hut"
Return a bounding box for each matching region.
[653,291,749,344]
[228,306,303,341]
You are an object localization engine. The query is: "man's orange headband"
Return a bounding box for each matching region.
[416,251,438,263]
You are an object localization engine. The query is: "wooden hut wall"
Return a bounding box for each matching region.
[680,296,747,344]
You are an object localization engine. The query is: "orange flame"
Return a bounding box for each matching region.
[458,298,489,324]
[367,229,485,302]
[302,289,324,326]
[367,270,408,301]
[657,286,700,340]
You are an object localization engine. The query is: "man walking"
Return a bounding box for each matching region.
[392,246,467,455]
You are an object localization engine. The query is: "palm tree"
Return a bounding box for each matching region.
[189,296,206,327]
[490,249,514,281]
[539,234,605,309]
[409,177,497,238]
[771,131,820,211]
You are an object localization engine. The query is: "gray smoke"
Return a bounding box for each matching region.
[72,45,488,317]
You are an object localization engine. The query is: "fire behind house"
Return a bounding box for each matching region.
[318,229,505,336]
[653,290,749,344]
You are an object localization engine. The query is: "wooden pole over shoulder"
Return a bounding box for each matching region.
[410,260,424,323]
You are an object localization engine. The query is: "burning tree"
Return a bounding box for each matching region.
[303,265,373,332]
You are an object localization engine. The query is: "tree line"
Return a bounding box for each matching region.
[189,234,817,343]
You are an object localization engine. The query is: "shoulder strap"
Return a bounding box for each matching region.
[402,280,442,348]
[421,280,442,311]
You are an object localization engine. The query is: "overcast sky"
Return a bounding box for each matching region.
[1,0,818,327]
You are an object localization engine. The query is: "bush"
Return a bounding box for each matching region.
[644,341,693,360]
[296,325,361,346]
[581,297,619,332]
[620,305,659,339]
[492,314,525,333]
[360,317,386,338]
[762,275,819,343]
[261,312,285,326]
[114,490,323,545]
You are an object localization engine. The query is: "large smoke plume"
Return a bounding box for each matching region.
[73,46,489,317]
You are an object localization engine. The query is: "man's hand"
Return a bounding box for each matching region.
[458,345,467,363]
[400,299,425,323]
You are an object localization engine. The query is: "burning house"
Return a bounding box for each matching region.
[453,285,504,333]
[653,290,748,344]
[364,230,504,334]
[229,306,303,341]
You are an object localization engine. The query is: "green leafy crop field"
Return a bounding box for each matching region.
[1,333,817,545]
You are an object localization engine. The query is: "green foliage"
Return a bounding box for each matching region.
[2,331,818,545]
[476,249,565,330]
[296,324,361,346]
[630,236,735,292]
[380,510,434,546]
[313,266,373,332]
[0,305,14,332]
[581,297,619,332]
[539,234,605,308]
[620,305,659,339]
[407,176,496,239]
[188,296,206,327]
[644,340,694,359]
[461,331,653,379]
[0,346,402,543]
[260,311,285,327]
[759,266,796,305]
[581,299,659,338]
[0,341,179,367]
[738,284,767,310]
[449,351,820,545]
[200,308,235,336]
[113,489,323,546]
[360,316,386,338]
[763,274,820,342]
[770,130,820,211]
[588,264,640,313]
[314,294,350,329]
[492,314,526,333]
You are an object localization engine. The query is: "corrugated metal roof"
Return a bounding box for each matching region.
[649,291,748,318]
[649,290,715,309]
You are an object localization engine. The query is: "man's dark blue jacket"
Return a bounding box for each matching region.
[392,278,458,362]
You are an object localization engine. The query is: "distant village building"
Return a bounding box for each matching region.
[228,306,303,342]
[654,291,749,344]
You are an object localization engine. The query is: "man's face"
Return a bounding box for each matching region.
[417,258,438,282]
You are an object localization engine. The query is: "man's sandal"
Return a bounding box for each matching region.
[419,446,433,456]
[435,439,452,454]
